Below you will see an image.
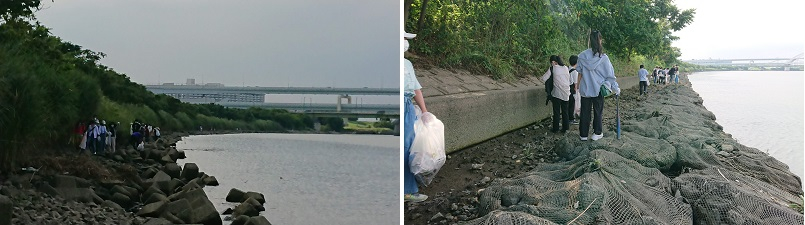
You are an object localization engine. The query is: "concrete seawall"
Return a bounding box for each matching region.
[419,67,639,153]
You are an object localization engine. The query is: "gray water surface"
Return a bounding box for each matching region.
[689,71,804,179]
[176,133,399,225]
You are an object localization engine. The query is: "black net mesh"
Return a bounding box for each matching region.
[463,83,803,225]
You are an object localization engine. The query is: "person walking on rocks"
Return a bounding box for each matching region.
[108,122,117,153]
[403,31,429,203]
[540,55,572,133]
[638,65,649,95]
[576,30,620,141]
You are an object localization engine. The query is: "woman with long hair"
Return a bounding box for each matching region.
[575,30,620,141]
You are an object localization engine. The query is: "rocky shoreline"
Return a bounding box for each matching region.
[405,74,803,224]
[0,132,272,225]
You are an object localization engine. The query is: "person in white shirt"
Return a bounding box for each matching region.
[540,55,572,133]
[638,65,649,95]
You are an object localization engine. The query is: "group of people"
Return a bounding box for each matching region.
[130,119,161,150]
[539,30,621,141]
[74,116,119,155]
[72,117,161,155]
[402,30,623,203]
[651,65,680,85]
[638,65,681,95]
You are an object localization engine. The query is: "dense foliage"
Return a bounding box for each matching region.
[405,0,694,80]
[0,5,326,170]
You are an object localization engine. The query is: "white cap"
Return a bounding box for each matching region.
[404,32,416,39]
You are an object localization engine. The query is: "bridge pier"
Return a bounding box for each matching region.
[336,94,352,112]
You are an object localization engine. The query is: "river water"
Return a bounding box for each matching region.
[688,71,804,179]
[176,133,399,225]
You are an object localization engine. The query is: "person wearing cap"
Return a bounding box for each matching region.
[403,31,429,203]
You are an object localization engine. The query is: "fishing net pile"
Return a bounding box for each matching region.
[464,83,803,225]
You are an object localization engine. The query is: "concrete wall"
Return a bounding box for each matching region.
[428,76,639,154]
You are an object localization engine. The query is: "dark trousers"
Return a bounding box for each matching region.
[580,94,604,137]
[569,84,576,119]
[639,81,648,95]
[550,96,569,132]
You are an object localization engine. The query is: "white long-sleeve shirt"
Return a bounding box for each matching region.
[540,65,572,101]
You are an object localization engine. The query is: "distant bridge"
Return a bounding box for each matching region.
[684,53,804,68]
[216,102,398,112]
[146,85,399,96]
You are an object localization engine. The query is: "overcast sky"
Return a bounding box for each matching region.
[34,0,400,89]
[672,0,804,60]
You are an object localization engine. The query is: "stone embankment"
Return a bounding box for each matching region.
[406,73,803,225]
[416,66,638,154]
[0,132,273,225]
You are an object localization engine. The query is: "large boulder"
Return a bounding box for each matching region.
[109,192,133,208]
[244,192,265,204]
[137,200,167,218]
[181,163,200,181]
[231,215,250,225]
[245,216,272,225]
[164,198,192,223]
[163,163,182,179]
[232,203,259,217]
[0,195,11,225]
[141,167,160,179]
[226,188,246,202]
[203,176,219,186]
[145,193,169,204]
[182,189,222,225]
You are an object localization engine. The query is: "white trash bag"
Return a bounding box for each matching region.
[409,112,446,186]
[137,142,145,151]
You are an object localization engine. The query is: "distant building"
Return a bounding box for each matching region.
[186,79,196,85]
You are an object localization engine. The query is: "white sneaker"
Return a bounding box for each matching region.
[580,136,588,141]
[592,133,603,141]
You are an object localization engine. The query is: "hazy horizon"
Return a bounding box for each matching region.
[34,1,400,89]
[672,0,804,60]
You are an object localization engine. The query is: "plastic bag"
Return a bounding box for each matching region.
[137,142,145,151]
[409,112,446,186]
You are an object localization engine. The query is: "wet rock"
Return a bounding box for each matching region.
[244,216,272,225]
[222,208,234,215]
[141,167,159,179]
[181,163,200,181]
[226,188,246,203]
[58,188,103,204]
[721,144,734,152]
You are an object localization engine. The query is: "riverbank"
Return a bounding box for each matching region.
[0,131,272,225]
[405,74,803,224]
